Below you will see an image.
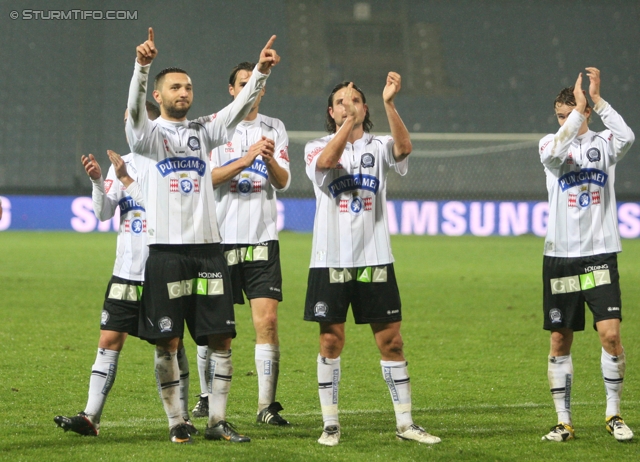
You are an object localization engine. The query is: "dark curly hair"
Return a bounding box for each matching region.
[325,81,373,134]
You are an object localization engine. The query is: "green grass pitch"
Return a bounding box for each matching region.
[1,231,639,461]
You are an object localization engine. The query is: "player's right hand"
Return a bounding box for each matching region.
[573,72,587,114]
[136,27,157,66]
[245,137,275,166]
[81,154,102,180]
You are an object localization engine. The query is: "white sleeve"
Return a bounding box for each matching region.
[305,138,329,187]
[91,166,119,221]
[273,122,291,192]
[381,136,408,176]
[125,181,145,207]
[198,65,269,150]
[125,61,156,156]
[594,98,635,163]
[539,109,584,170]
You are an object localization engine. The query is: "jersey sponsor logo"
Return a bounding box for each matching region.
[158,316,173,333]
[101,310,110,325]
[361,153,375,168]
[540,140,551,153]
[328,174,380,198]
[558,168,608,192]
[118,196,145,215]
[314,301,328,317]
[198,272,223,279]
[608,306,620,312]
[225,246,268,266]
[104,179,114,193]
[156,156,207,177]
[567,154,574,165]
[306,146,323,165]
[246,159,268,179]
[549,308,562,324]
[187,136,201,151]
[280,147,290,162]
[585,264,608,272]
[550,269,611,294]
[224,142,235,153]
[586,147,601,162]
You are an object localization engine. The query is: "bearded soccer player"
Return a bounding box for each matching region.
[303,75,441,446]
[55,102,198,436]
[126,28,279,444]
[192,62,291,425]
[539,68,635,442]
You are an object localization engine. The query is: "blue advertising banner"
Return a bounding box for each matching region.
[1,195,640,238]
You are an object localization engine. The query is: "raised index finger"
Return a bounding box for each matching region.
[148,27,154,43]
[263,35,276,50]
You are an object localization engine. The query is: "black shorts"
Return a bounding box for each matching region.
[139,244,236,345]
[543,252,622,332]
[304,264,402,324]
[101,275,143,336]
[223,241,283,305]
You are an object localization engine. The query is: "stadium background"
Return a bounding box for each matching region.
[0,0,638,204]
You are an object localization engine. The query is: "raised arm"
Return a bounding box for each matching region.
[216,36,278,131]
[586,67,635,160]
[107,150,145,207]
[383,72,412,162]
[540,73,586,170]
[126,28,157,146]
[316,83,357,170]
[81,154,118,221]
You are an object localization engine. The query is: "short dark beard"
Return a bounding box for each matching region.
[164,101,190,119]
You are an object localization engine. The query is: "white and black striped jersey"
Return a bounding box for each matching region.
[91,154,147,281]
[305,132,408,268]
[540,99,635,257]
[211,114,290,244]
[125,61,268,245]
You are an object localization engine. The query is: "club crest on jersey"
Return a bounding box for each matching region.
[578,191,591,209]
[237,177,253,197]
[549,308,562,324]
[158,316,173,333]
[586,148,601,162]
[131,217,144,235]
[179,175,195,196]
[361,153,375,168]
[349,196,364,216]
[314,302,328,317]
[187,136,201,151]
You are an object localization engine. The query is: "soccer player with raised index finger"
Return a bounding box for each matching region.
[539,67,635,442]
[192,61,291,427]
[303,74,441,446]
[125,27,279,444]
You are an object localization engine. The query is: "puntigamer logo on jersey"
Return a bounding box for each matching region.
[558,168,607,192]
[156,156,207,177]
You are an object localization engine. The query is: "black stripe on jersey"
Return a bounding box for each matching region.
[550,387,566,394]
[190,121,205,130]
[603,377,624,384]
[394,378,410,385]
[91,370,108,378]
[318,382,333,389]
[180,372,189,380]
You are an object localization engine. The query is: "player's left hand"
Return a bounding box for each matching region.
[585,67,601,105]
[81,154,102,180]
[106,150,129,182]
[257,35,280,74]
[383,72,402,104]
